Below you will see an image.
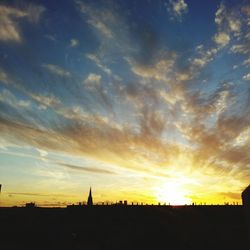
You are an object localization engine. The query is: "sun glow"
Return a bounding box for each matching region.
[156,182,192,205]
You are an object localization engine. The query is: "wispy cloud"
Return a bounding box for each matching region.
[29,92,61,109]
[128,52,176,82]
[42,64,71,77]
[0,4,45,43]
[76,1,113,39]
[0,89,30,109]
[7,192,73,197]
[58,162,115,174]
[86,54,112,75]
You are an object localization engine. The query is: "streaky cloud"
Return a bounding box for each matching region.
[58,162,115,174]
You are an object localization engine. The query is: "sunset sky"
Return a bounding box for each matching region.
[0,0,249,206]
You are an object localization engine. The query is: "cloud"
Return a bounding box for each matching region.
[0,74,61,110]
[0,109,178,176]
[243,73,250,81]
[86,54,112,75]
[0,89,30,109]
[128,52,177,82]
[212,3,245,50]
[213,32,230,47]
[84,73,102,89]
[69,38,79,47]
[231,44,250,55]
[0,116,73,154]
[42,64,71,77]
[243,58,250,67]
[88,19,113,38]
[185,3,243,80]
[36,148,48,157]
[187,87,232,118]
[76,1,113,39]
[187,113,250,170]
[77,1,131,81]
[44,34,57,42]
[190,47,218,70]
[215,3,241,35]
[213,1,250,79]
[29,93,61,108]
[24,3,46,23]
[6,192,72,197]
[188,2,248,79]
[167,0,188,21]
[0,6,26,42]
[0,4,45,43]
[0,74,61,111]
[0,69,10,84]
[130,59,175,82]
[56,106,121,130]
[215,3,241,33]
[0,149,49,161]
[58,162,115,174]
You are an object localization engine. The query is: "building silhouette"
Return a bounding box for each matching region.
[87,187,93,206]
[242,185,250,208]
[25,202,36,208]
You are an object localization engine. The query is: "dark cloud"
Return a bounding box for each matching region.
[6,192,73,197]
[58,162,115,174]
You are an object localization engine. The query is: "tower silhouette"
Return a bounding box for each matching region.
[87,187,93,206]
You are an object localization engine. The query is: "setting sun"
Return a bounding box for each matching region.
[156,182,192,205]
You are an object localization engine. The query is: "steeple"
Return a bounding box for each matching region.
[87,187,93,206]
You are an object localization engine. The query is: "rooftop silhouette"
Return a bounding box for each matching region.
[242,185,250,208]
[1,185,250,249]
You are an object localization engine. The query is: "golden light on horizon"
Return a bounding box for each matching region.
[156,182,192,205]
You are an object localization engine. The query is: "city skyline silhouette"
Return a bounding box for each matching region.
[0,185,246,208]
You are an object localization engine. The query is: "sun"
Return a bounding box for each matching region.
[156,182,192,205]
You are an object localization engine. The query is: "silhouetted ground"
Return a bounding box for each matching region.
[0,205,249,250]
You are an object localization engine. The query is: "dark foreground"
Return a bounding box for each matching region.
[0,205,249,250]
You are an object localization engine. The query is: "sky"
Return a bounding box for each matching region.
[0,0,249,207]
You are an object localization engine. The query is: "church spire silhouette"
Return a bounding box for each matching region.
[87,187,93,206]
